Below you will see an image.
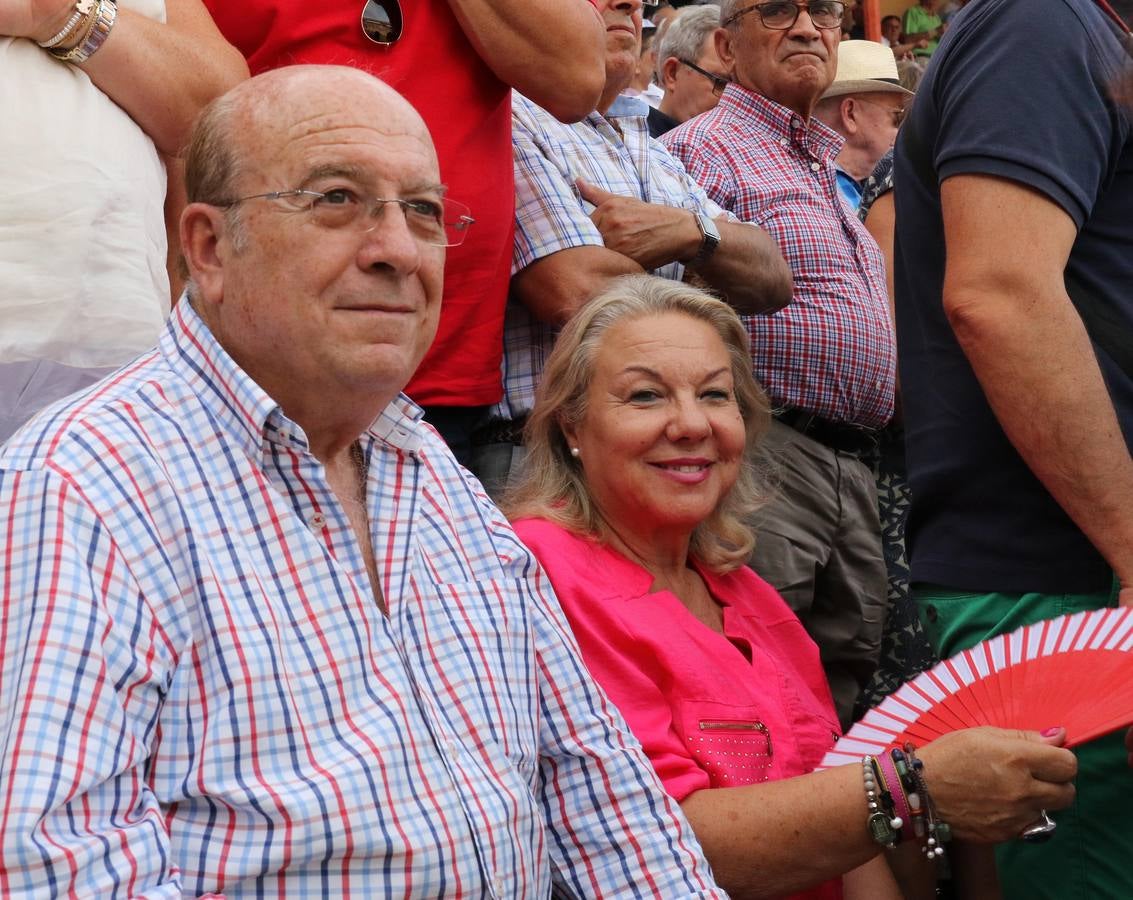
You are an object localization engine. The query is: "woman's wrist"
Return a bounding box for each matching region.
[34,0,87,46]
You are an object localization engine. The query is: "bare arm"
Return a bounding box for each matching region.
[940,174,1133,604]
[511,245,645,326]
[862,190,896,324]
[890,38,928,57]
[679,764,881,898]
[446,0,604,122]
[843,857,903,900]
[13,0,249,156]
[681,726,1073,898]
[578,180,793,314]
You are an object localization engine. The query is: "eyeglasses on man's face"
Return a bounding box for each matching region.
[723,0,846,31]
[361,0,403,44]
[679,59,731,97]
[855,96,908,128]
[221,188,475,247]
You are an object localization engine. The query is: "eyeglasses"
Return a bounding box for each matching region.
[222,188,475,247]
[855,96,908,127]
[679,59,730,97]
[723,0,846,31]
[361,0,403,45]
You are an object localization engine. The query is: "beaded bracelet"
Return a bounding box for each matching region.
[896,744,952,860]
[862,755,903,849]
[37,0,96,48]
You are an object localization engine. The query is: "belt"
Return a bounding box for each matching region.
[470,415,528,447]
[773,407,879,458]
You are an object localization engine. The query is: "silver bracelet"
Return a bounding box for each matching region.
[50,0,116,64]
[38,0,96,48]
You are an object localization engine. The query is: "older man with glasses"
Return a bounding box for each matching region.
[201,0,607,468]
[0,64,728,897]
[663,0,895,730]
[648,4,730,137]
[812,40,913,213]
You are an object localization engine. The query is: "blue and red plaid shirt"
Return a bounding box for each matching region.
[663,84,896,428]
[0,300,722,898]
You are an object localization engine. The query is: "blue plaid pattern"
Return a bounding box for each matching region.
[497,93,731,420]
[663,85,896,428]
[0,300,722,898]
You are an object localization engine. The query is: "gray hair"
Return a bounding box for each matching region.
[719,0,747,27]
[183,89,250,255]
[656,5,723,80]
[502,275,772,573]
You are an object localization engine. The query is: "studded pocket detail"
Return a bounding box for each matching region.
[688,719,773,786]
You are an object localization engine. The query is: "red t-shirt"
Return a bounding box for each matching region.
[204,0,513,407]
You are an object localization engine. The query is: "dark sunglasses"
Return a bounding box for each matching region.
[361,0,403,45]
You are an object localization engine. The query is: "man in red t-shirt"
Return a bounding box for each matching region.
[202,0,605,462]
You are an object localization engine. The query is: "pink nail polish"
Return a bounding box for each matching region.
[1041,726,1062,737]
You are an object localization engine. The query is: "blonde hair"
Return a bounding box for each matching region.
[503,275,771,572]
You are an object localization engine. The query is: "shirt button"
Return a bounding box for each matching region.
[810,161,821,172]
[309,512,327,530]
[779,138,789,147]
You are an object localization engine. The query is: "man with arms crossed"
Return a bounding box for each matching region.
[471,0,791,497]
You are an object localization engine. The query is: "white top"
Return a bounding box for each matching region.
[0,0,170,368]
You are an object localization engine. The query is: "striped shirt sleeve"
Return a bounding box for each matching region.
[0,467,184,897]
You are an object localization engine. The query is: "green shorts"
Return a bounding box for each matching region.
[913,584,1131,900]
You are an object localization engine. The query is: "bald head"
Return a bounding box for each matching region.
[185,65,434,209]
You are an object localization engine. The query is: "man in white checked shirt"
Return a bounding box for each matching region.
[0,65,724,898]
[466,0,793,500]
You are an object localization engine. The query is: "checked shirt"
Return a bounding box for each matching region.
[0,300,722,898]
[496,92,732,421]
[663,84,896,429]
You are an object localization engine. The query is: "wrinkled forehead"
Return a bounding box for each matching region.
[233,70,440,179]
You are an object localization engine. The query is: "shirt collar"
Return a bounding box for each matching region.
[718,82,845,161]
[605,94,651,119]
[162,297,426,461]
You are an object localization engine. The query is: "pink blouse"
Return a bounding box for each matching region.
[515,518,844,900]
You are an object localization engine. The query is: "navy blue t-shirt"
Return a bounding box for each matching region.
[894,0,1133,593]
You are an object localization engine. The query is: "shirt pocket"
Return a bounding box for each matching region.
[676,699,776,788]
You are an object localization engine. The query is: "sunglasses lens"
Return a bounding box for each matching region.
[361,0,402,44]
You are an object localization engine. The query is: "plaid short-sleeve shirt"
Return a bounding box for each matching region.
[663,85,896,428]
[497,92,732,420]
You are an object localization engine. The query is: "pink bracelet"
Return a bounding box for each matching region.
[877,750,912,842]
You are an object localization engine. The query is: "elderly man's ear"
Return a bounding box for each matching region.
[713,28,737,75]
[180,203,230,305]
[660,56,683,93]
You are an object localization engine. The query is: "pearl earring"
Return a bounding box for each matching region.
[569,447,580,459]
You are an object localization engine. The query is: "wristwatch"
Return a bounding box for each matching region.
[689,212,720,266]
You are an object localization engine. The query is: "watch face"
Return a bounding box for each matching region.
[700,214,721,243]
[691,214,720,265]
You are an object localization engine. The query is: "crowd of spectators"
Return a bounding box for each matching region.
[2,0,1131,896]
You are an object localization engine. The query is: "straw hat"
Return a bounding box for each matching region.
[822,40,914,99]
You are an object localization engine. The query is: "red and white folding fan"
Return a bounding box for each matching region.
[822,606,1133,768]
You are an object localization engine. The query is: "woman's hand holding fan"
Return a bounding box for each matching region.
[821,607,1133,843]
